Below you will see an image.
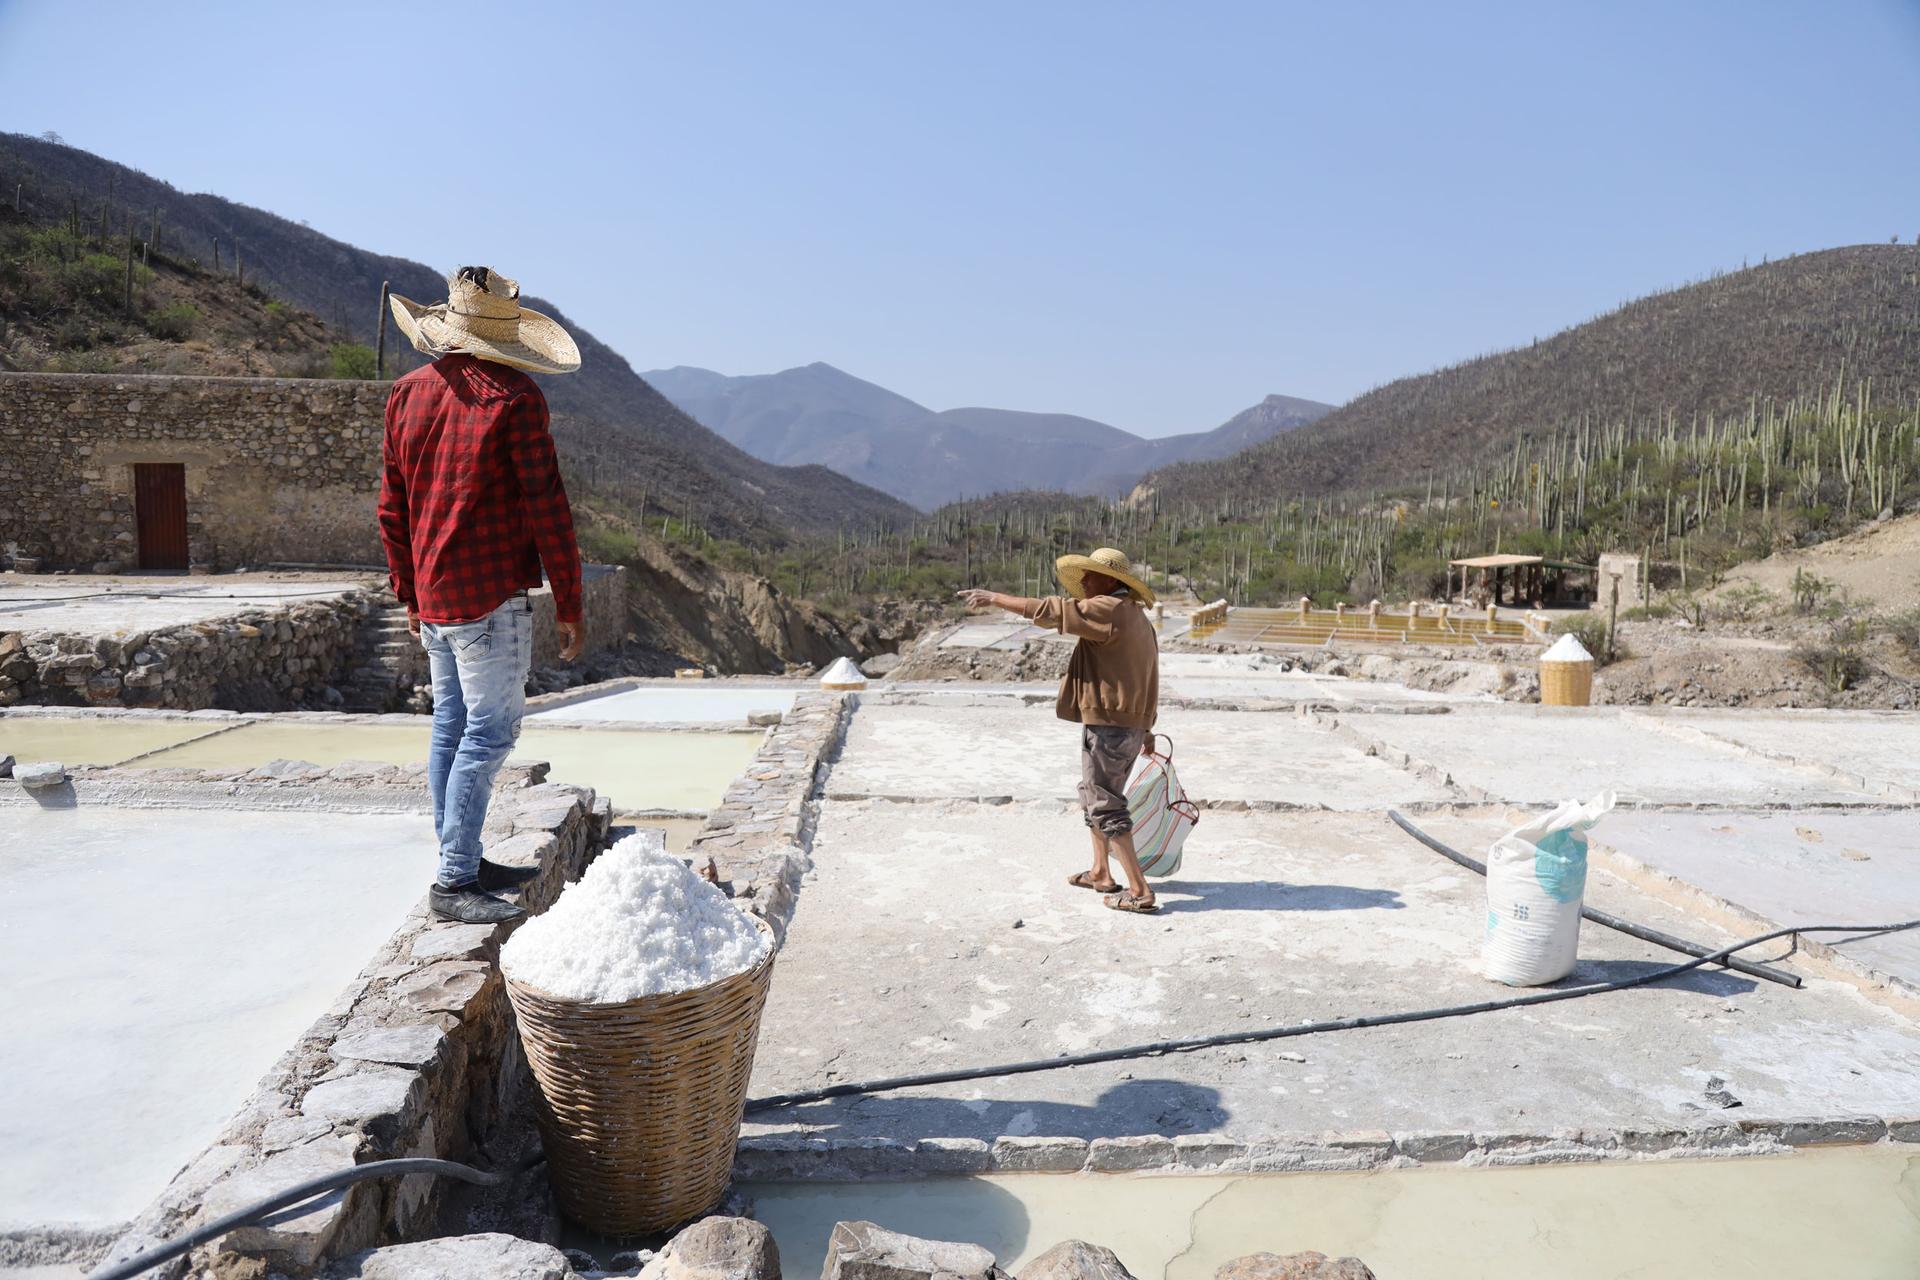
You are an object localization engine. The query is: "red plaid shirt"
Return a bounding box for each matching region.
[377,355,583,624]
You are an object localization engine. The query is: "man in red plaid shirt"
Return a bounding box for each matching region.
[379,267,585,924]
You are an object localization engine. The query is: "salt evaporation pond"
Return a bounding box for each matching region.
[124,721,762,815]
[529,685,799,724]
[0,806,433,1228]
[745,1147,1920,1279]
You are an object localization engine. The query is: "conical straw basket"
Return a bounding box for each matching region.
[505,916,777,1235]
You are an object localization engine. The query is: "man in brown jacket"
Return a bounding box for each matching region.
[960,546,1162,913]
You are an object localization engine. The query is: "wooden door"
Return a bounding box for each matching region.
[133,463,189,570]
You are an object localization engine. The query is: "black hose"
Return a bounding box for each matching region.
[85,1156,540,1280]
[744,919,1919,1112]
[1386,809,1801,987]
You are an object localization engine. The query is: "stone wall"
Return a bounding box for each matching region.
[1,593,374,711]
[689,691,855,945]
[0,372,390,572]
[531,565,629,669]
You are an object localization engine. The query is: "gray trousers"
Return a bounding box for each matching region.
[1079,724,1147,836]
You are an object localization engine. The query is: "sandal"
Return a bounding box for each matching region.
[1103,891,1159,914]
[1069,871,1123,893]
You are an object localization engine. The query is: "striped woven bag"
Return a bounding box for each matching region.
[1125,734,1199,878]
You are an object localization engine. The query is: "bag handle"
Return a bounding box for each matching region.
[1148,732,1174,762]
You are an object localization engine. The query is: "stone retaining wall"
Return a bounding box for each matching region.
[0,372,389,571]
[91,778,613,1280]
[687,691,856,945]
[1,592,374,710]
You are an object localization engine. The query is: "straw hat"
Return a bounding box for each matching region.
[388,266,580,376]
[1055,546,1156,608]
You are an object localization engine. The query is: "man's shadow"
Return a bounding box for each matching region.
[1153,880,1404,914]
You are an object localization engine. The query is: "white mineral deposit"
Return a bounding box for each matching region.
[501,834,769,1002]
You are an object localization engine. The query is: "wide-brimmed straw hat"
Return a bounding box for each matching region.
[1056,546,1156,608]
[388,266,580,376]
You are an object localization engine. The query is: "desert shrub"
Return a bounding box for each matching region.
[1875,607,1920,650]
[327,342,377,380]
[1670,593,1708,627]
[53,314,94,350]
[1552,612,1615,665]
[145,302,198,340]
[1716,581,1778,621]
[271,350,331,378]
[45,348,114,373]
[1790,567,1834,615]
[1620,601,1672,621]
[577,520,640,565]
[1793,618,1870,696]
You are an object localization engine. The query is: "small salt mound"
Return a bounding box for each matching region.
[819,656,867,688]
[501,835,769,1002]
[1541,633,1594,664]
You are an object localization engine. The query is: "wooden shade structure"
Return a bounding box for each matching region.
[1448,554,1596,607]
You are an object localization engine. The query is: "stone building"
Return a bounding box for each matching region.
[0,372,389,571]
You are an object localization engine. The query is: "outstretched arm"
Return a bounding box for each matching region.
[957,589,1040,616]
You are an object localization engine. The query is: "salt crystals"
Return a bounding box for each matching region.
[1540,633,1594,664]
[819,656,867,689]
[500,834,769,1002]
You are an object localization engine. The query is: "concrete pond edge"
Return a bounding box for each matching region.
[88,780,613,1280]
[734,1119,1920,1180]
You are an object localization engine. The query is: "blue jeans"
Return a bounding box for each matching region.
[422,594,532,887]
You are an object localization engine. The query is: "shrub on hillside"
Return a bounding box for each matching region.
[328,342,377,380]
[1552,612,1615,665]
[145,302,198,340]
[1876,608,1920,650]
[1791,567,1834,615]
[1716,581,1778,621]
[1793,618,1870,697]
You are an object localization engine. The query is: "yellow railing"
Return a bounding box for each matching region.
[1187,605,1540,647]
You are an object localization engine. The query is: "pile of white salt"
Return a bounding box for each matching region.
[500,834,769,1002]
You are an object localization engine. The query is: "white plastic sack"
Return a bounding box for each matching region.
[1483,791,1615,986]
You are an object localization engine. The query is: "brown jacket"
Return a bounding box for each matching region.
[1026,593,1159,729]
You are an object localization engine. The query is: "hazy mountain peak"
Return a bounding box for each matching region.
[641,362,1333,509]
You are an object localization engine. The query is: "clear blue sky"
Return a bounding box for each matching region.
[3,1,1918,435]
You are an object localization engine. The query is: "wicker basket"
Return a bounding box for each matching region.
[505,918,777,1235]
[1540,659,1594,706]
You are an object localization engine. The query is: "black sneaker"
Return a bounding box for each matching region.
[429,883,527,924]
[477,859,540,891]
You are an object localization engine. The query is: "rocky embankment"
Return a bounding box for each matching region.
[620,533,927,675]
[318,1213,1375,1280]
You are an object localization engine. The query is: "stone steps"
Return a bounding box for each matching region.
[339,600,425,713]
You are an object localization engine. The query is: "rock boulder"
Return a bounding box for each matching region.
[821,1220,1001,1280]
[1215,1252,1376,1280]
[1021,1240,1136,1280]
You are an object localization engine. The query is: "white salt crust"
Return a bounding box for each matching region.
[501,835,769,1002]
[818,656,867,687]
[1540,633,1594,663]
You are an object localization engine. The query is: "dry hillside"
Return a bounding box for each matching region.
[0,132,913,546]
[1145,245,1920,503]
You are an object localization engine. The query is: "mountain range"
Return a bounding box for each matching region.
[0,132,913,545]
[644,362,1331,510]
[1142,244,1920,507]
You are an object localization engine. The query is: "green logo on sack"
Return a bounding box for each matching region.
[1532,830,1588,903]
